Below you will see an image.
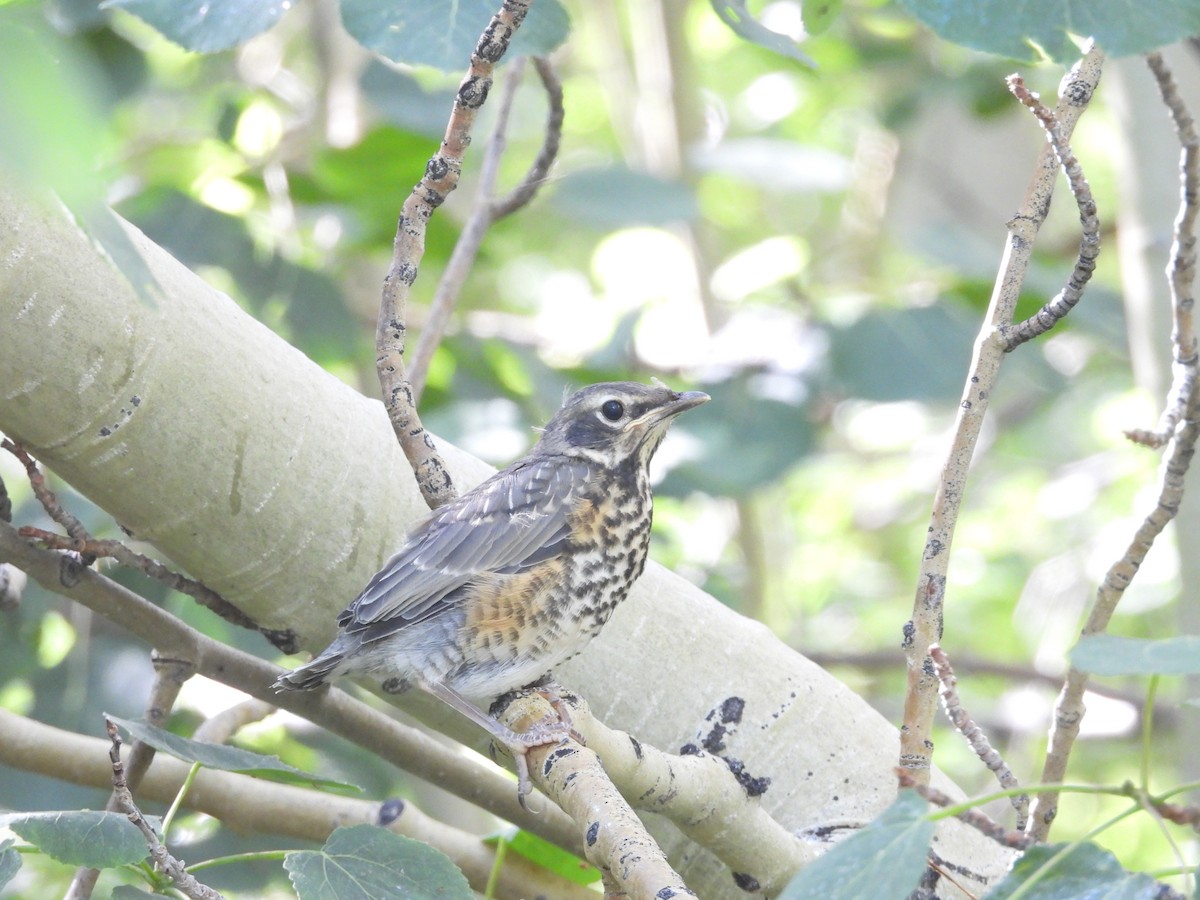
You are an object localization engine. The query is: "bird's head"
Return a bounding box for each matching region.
[537,380,709,468]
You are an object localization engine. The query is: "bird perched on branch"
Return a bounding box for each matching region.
[274,380,708,800]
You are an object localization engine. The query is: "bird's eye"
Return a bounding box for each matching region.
[600,399,625,421]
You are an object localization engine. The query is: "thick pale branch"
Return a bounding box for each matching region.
[899,45,1105,785]
[564,696,815,894]
[501,695,695,897]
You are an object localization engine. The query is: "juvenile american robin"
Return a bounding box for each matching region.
[274,381,708,799]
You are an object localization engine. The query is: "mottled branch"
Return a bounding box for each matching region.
[899,45,1105,785]
[106,717,225,900]
[1126,52,1200,448]
[377,0,532,509]
[930,645,1028,830]
[1001,76,1101,351]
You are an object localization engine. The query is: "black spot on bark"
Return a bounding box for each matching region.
[732,872,761,892]
[586,821,599,846]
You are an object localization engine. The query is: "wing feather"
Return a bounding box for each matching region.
[337,456,589,633]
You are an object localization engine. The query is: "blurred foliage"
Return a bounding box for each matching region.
[1,0,1198,895]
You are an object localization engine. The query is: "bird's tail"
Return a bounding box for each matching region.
[272,650,343,692]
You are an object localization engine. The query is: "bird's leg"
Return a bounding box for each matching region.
[420,680,570,804]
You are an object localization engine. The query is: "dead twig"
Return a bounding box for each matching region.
[105,717,225,900]
[1126,52,1200,449]
[930,645,1028,830]
[1001,76,1101,351]
[897,773,1034,852]
[2,438,94,564]
[376,0,532,509]
[409,54,565,401]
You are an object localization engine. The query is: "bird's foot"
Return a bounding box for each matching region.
[493,714,573,807]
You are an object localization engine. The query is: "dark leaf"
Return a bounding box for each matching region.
[710,0,815,66]
[109,716,359,793]
[285,824,472,900]
[341,0,569,71]
[987,842,1164,899]
[0,839,20,891]
[896,0,1200,62]
[102,0,291,53]
[657,374,814,497]
[3,811,147,869]
[780,791,934,899]
[829,305,977,403]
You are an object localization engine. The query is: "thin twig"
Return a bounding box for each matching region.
[68,657,195,900]
[490,56,564,220]
[105,717,225,900]
[1126,53,1200,449]
[2,439,94,564]
[897,773,1034,851]
[409,58,530,400]
[409,55,565,402]
[17,527,289,645]
[899,45,1105,786]
[1001,77,1101,351]
[930,645,1028,830]
[377,0,532,510]
[1030,404,1200,840]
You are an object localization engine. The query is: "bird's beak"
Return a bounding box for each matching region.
[630,390,709,430]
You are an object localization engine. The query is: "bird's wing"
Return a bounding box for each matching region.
[337,455,591,632]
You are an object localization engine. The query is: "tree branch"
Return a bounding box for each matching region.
[409,54,565,402]
[105,717,225,900]
[1001,76,1101,351]
[0,708,593,900]
[376,0,532,509]
[1127,52,1200,448]
[899,44,1105,785]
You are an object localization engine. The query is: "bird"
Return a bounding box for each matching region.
[274,380,708,800]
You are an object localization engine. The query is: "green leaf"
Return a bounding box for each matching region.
[656,374,815,497]
[485,827,601,886]
[341,0,570,72]
[2,811,148,869]
[549,166,698,228]
[111,887,158,898]
[896,0,1200,62]
[285,824,473,900]
[1070,635,1200,676]
[987,842,1163,899]
[801,0,843,36]
[108,716,359,793]
[101,0,292,53]
[710,0,815,67]
[0,839,20,890]
[829,305,977,403]
[780,791,934,900]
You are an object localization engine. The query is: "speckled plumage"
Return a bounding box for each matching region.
[274,381,707,797]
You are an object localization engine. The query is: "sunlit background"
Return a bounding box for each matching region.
[2,0,1196,893]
